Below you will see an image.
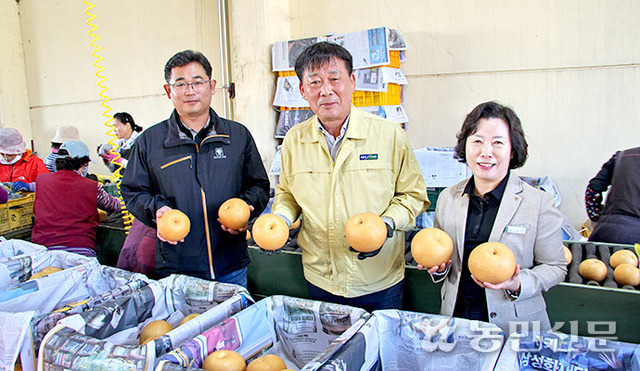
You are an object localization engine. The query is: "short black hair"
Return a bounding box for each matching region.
[164,50,212,83]
[294,42,353,81]
[454,101,528,169]
[114,112,143,132]
[55,150,90,171]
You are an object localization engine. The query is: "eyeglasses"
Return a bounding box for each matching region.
[167,80,211,93]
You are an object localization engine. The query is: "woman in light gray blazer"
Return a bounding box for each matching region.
[425,101,567,334]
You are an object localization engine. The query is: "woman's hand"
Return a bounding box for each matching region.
[417,260,452,274]
[472,264,521,292]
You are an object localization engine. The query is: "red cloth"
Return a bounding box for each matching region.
[0,187,7,204]
[116,218,156,276]
[0,149,49,183]
[32,170,99,249]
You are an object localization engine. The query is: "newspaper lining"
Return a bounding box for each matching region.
[158,295,369,371]
[37,274,252,370]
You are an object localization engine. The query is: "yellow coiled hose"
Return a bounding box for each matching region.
[85,1,133,231]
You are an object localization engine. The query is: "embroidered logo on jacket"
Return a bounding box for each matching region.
[359,154,378,160]
[213,148,226,159]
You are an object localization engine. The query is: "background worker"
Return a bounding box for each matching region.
[32,140,121,256]
[0,128,48,192]
[271,42,429,312]
[586,146,640,245]
[98,112,143,172]
[44,125,80,172]
[92,111,155,275]
[121,50,270,286]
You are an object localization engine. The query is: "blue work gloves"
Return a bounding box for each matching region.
[12,181,35,192]
[349,222,394,260]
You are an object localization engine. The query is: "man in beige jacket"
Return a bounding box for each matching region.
[271,42,428,312]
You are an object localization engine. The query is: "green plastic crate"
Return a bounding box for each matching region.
[426,187,444,212]
[102,183,121,198]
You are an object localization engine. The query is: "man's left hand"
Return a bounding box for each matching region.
[348,246,381,260]
[349,221,394,260]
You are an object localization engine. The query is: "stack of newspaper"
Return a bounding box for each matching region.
[272,27,410,139]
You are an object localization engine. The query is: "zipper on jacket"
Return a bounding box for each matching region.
[200,189,215,279]
[160,155,192,169]
[194,135,228,279]
[166,135,227,279]
[196,134,230,152]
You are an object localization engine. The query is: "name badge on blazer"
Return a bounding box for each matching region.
[506,226,526,235]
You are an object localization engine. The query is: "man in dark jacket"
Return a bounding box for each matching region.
[121,50,270,286]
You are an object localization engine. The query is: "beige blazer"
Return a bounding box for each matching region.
[433,173,567,334]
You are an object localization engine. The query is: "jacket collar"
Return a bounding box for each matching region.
[503,171,524,195]
[19,149,35,163]
[164,108,226,148]
[119,131,140,149]
[300,105,367,143]
[490,172,523,241]
[455,171,523,198]
[452,172,523,255]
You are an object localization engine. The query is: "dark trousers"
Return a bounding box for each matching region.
[453,296,489,322]
[306,280,404,313]
[589,214,640,245]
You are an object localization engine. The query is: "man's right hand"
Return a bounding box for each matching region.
[156,206,184,245]
[252,213,291,256]
[258,247,283,256]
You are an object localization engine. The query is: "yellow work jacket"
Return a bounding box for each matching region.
[273,106,429,297]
